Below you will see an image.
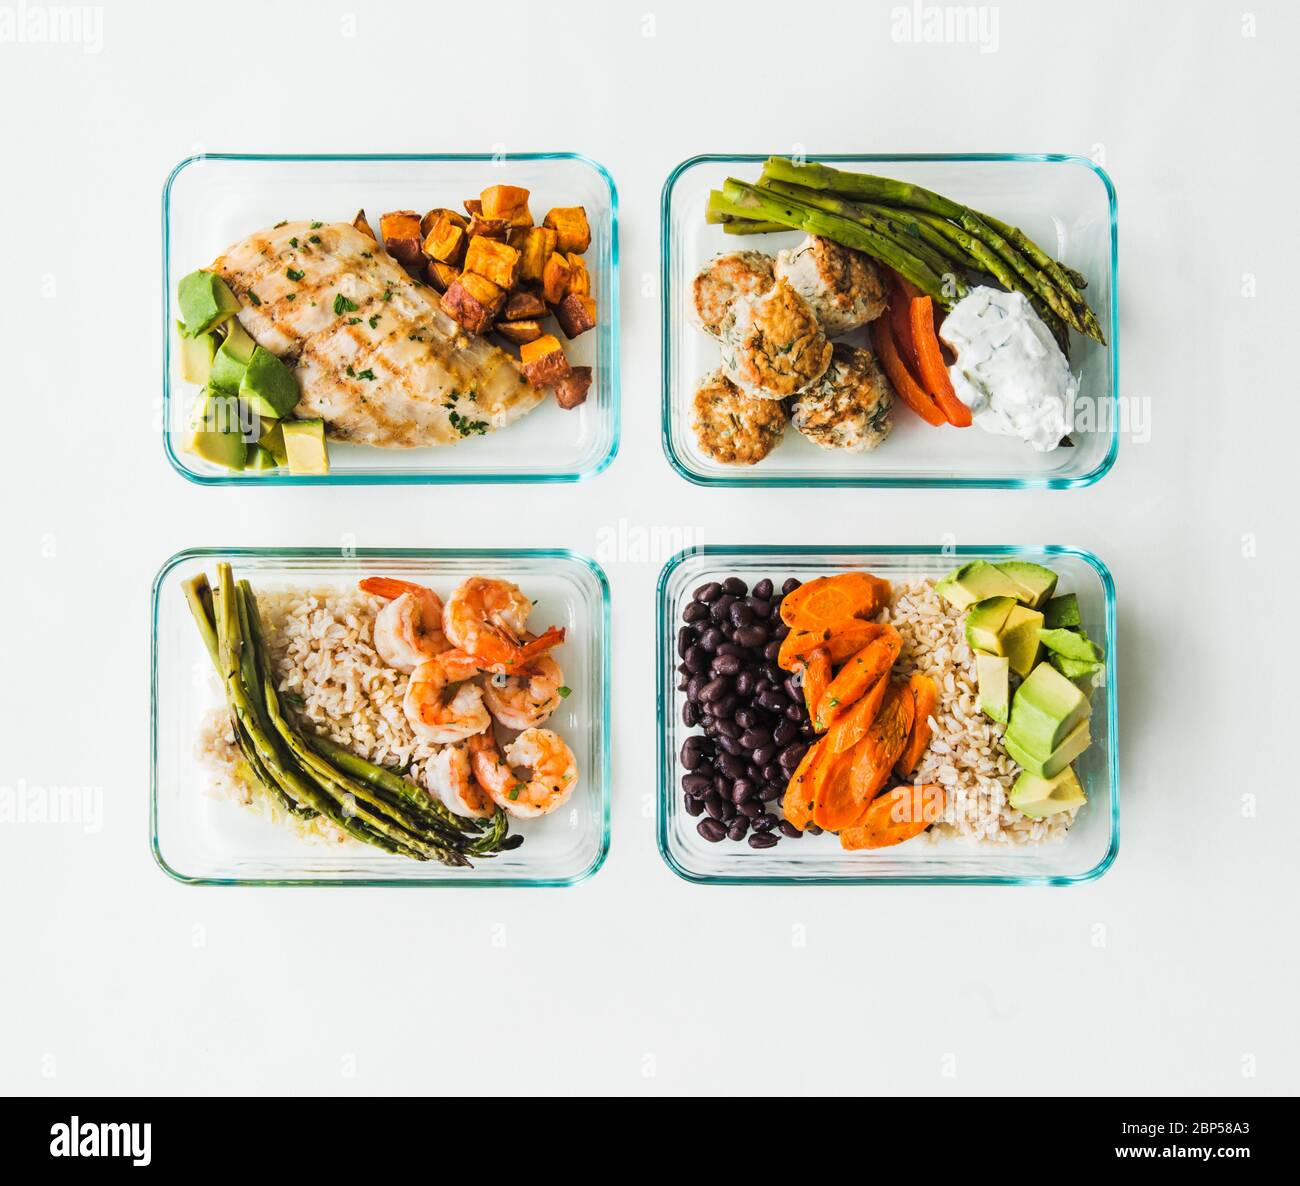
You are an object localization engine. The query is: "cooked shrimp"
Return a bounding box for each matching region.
[469,727,578,818]
[426,742,495,819]
[358,577,449,672]
[442,576,565,669]
[482,654,565,730]
[404,651,491,744]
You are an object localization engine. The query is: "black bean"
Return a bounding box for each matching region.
[729,602,754,629]
[734,706,759,730]
[676,675,689,692]
[711,652,742,677]
[734,670,755,698]
[697,817,726,842]
[695,581,722,603]
[773,620,790,640]
[751,743,777,767]
[698,626,724,653]
[752,812,780,832]
[704,794,726,820]
[749,832,779,849]
[712,695,738,720]
[718,754,747,780]
[716,641,746,658]
[683,600,709,623]
[685,675,702,702]
[782,578,802,595]
[762,762,782,784]
[682,773,711,797]
[740,727,771,751]
[753,578,774,600]
[747,763,766,783]
[779,742,809,771]
[749,598,772,621]
[699,676,729,703]
[773,719,799,746]
[718,735,745,757]
[723,576,748,596]
[778,821,803,838]
[713,775,730,797]
[754,678,772,696]
[784,704,805,722]
[727,817,749,842]
[695,763,716,783]
[685,794,704,816]
[733,625,767,649]
[710,594,735,623]
[805,823,824,836]
[682,701,700,727]
[758,690,787,712]
[763,640,782,663]
[731,779,757,804]
[684,645,708,674]
[800,722,816,739]
[716,718,742,740]
[737,799,762,819]
[759,782,784,802]
[677,626,695,659]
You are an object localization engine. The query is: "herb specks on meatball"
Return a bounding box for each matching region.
[691,369,788,465]
[690,251,775,339]
[720,277,832,399]
[790,344,893,453]
[774,235,887,337]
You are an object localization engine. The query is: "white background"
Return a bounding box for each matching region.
[1,0,1296,1096]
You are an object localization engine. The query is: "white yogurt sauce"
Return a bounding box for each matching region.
[939,286,1078,452]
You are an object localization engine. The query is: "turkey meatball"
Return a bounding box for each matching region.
[720,277,832,399]
[774,234,887,337]
[790,344,893,453]
[689,250,775,338]
[691,369,787,465]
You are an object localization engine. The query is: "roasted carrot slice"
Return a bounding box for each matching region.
[909,296,972,428]
[800,646,832,731]
[808,677,899,830]
[815,627,902,728]
[813,681,914,831]
[895,673,938,777]
[870,314,946,427]
[777,619,885,672]
[781,738,824,831]
[780,572,891,631]
[839,784,945,850]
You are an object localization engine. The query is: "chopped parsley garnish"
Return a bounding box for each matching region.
[346,317,361,325]
[408,334,424,341]
[368,313,380,328]
[247,291,261,307]
[507,785,524,801]
[447,409,488,436]
[382,289,393,302]
[333,293,358,315]
[285,293,296,301]
[557,686,572,699]
[354,367,376,381]
[286,267,305,282]
[309,234,321,244]
[288,236,299,248]
[310,220,322,229]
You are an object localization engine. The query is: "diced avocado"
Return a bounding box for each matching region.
[257,420,288,466]
[976,653,1010,724]
[209,319,257,395]
[1001,605,1045,677]
[245,443,280,471]
[995,561,1059,608]
[936,560,1022,610]
[1040,627,1103,664]
[1005,717,1091,780]
[239,346,300,419]
[176,322,216,384]
[1006,662,1090,757]
[1051,653,1103,680]
[282,418,329,475]
[964,596,1016,653]
[1043,592,1082,631]
[184,389,247,471]
[178,269,240,336]
[1009,765,1087,818]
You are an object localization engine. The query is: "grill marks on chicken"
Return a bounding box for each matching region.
[212,221,544,448]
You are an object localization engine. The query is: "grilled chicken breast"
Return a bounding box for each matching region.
[212,221,544,448]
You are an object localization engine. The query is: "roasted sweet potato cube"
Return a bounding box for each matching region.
[554,365,593,410]
[553,292,597,339]
[353,209,377,240]
[502,288,548,321]
[464,236,521,289]
[466,215,511,240]
[480,184,532,227]
[519,333,571,388]
[441,273,505,335]
[516,227,556,284]
[464,198,483,217]
[380,210,424,264]
[565,253,591,297]
[426,260,461,292]
[543,206,591,254]
[422,213,466,264]
[421,207,468,237]
[496,319,544,345]
[542,251,572,305]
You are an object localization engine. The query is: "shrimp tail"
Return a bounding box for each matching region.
[359,577,424,601]
[512,626,566,666]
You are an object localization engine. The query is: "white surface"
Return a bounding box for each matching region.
[0,0,1295,1096]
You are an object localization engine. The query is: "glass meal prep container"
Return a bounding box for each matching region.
[152,547,610,886]
[656,546,1118,885]
[163,153,619,485]
[661,154,1118,488]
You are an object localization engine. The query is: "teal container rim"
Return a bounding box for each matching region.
[659,152,1119,489]
[655,544,1119,885]
[151,545,612,887]
[162,152,620,486]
